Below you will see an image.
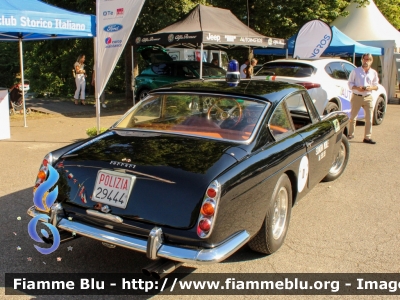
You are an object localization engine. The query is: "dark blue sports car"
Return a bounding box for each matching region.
[28,79,349,278]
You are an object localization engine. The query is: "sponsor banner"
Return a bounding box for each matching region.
[6,273,400,295]
[203,32,286,48]
[293,20,333,59]
[134,32,286,49]
[135,32,202,46]
[95,0,145,97]
[0,13,94,38]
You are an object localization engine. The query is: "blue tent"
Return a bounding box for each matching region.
[0,0,95,40]
[254,26,383,57]
[0,0,95,126]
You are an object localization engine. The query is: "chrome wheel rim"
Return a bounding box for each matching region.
[329,140,346,176]
[272,187,288,240]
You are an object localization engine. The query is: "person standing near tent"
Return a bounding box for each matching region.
[91,66,106,108]
[240,59,249,78]
[347,53,379,144]
[245,58,258,78]
[73,54,87,105]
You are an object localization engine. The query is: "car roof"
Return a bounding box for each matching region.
[150,79,305,103]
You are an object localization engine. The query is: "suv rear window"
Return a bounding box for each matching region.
[256,62,315,78]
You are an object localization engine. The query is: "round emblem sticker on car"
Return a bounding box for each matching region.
[168,34,174,42]
[298,156,309,193]
[135,37,141,44]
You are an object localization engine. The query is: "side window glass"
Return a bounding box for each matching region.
[325,62,347,80]
[343,63,356,79]
[269,102,293,139]
[285,93,313,129]
[152,63,171,75]
[301,92,320,122]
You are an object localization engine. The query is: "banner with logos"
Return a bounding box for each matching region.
[293,20,333,59]
[134,31,286,49]
[95,0,145,98]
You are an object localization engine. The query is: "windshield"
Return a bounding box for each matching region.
[115,94,268,142]
[256,62,316,78]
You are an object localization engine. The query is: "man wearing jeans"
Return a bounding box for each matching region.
[347,53,379,144]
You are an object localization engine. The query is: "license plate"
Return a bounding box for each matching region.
[92,170,136,209]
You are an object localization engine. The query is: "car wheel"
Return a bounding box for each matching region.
[373,96,385,125]
[323,102,339,115]
[139,89,149,101]
[322,134,349,182]
[248,173,292,255]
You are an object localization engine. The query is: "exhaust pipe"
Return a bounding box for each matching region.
[151,260,183,280]
[142,259,183,279]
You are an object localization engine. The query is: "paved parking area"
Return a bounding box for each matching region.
[1,100,400,299]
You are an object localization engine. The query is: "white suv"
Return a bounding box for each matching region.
[253,58,387,125]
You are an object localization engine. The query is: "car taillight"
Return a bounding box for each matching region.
[34,153,53,189]
[197,180,221,238]
[297,82,321,90]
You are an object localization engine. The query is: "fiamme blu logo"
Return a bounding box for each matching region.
[28,165,61,255]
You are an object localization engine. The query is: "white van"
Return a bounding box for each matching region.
[163,48,229,70]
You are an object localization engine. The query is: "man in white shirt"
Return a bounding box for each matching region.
[240,59,249,78]
[347,53,379,144]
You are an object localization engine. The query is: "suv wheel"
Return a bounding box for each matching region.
[323,102,339,115]
[373,96,385,125]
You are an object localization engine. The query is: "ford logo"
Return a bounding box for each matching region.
[103,24,123,32]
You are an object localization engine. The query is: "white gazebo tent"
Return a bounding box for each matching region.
[331,0,400,98]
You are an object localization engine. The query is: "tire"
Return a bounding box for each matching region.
[138,89,150,101]
[373,96,385,125]
[322,134,350,182]
[248,173,292,255]
[323,102,339,115]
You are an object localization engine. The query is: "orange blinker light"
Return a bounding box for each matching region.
[37,170,46,182]
[201,201,215,216]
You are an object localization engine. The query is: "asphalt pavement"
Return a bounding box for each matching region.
[1,95,400,299]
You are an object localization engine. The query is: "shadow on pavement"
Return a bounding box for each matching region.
[26,97,134,118]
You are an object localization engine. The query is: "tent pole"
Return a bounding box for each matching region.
[19,38,27,127]
[131,45,135,106]
[94,37,100,134]
[200,43,203,79]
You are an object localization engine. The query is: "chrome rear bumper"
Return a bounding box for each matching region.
[27,206,250,265]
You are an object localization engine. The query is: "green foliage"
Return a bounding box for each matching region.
[86,127,107,137]
[0,0,398,97]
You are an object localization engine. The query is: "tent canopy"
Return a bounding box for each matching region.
[331,0,400,48]
[0,0,95,41]
[135,4,286,49]
[331,0,399,97]
[254,26,383,57]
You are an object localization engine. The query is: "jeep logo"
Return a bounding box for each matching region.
[206,33,221,42]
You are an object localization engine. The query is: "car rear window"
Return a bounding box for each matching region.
[256,62,315,78]
[115,94,267,142]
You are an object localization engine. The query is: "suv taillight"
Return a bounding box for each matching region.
[296,82,321,90]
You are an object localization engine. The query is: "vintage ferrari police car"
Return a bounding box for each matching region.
[28,77,349,278]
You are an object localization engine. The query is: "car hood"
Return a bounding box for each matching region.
[54,130,243,229]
